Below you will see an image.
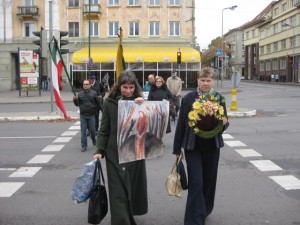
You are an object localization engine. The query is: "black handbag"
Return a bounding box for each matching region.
[88,160,108,224]
[177,152,188,190]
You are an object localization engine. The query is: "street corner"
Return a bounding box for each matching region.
[227,108,257,118]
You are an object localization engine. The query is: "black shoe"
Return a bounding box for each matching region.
[81,147,87,152]
[92,139,96,146]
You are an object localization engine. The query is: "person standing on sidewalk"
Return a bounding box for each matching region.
[166,70,182,115]
[93,71,148,225]
[173,67,229,225]
[73,79,100,152]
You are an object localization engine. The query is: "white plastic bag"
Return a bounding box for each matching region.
[71,160,96,203]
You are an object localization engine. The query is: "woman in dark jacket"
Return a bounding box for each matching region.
[93,71,147,225]
[148,76,174,133]
[173,67,229,225]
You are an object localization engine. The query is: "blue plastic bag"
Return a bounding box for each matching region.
[71,160,96,203]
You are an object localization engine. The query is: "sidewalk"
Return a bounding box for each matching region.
[0,82,255,121]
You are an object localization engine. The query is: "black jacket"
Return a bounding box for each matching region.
[91,80,105,97]
[73,89,99,116]
[173,89,229,155]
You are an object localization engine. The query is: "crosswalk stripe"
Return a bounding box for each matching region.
[61,131,79,136]
[68,126,80,130]
[269,175,300,190]
[222,133,234,139]
[53,137,73,143]
[224,140,247,147]
[0,182,25,197]
[250,160,282,171]
[235,149,262,157]
[9,167,42,177]
[27,155,55,164]
[42,145,64,152]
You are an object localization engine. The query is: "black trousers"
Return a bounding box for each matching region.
[184,146,220,225]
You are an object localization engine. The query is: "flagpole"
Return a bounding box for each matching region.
[49,0,54,112]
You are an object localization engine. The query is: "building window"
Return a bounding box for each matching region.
[69,22,79,37]
[252,29,255,38]
[290,15,296,27]
[281,39,287,49]
[149,22,160,36]
[260,30,265,39]
[260,46,264,55]
[128,0,139,6]
[25,0,34,6]
[108,22,119,36]
[282,3,287,12]
[69,0,79,7]
[266,44,271,53]
[274,7,279,16]
[169,22,180,36]
[291,0,298,6]
[260,61,265,71]
[169,0,179,6]
[280,58,287,69]
[290,36,296,48]
[89,22,99,37]
[272,59,278,70]
[281,20,288,31]
[24,22,35,37]
[129,22,139,36]
[274,42,278,51]
[266,61,271,71]
[245,31,249,40]
[149,0,160,6]
[274,23,278,34]
[108,0,119,6]
[266,27,272,37]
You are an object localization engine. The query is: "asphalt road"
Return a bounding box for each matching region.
[0,81,300,225]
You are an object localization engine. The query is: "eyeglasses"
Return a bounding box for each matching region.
[83,83,90,85]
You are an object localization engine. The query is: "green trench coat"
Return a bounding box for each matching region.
[96,97,148,225]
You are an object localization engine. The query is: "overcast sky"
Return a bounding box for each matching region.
[194,0,274,49]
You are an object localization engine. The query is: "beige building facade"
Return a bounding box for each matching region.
[0,0,200,91]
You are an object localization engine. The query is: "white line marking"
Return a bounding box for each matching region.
[250,160,282,171]
[222,134,234,139]
[235,149,262,157]
[27,155,55,164]
[224,140,247,147]
[9,167,42,177]
[61,131,79,136]
[41,145,64,152]
[68,126,80,130]
[74,121,80,126]
[0,182,25,197]
[0,136,56,139]
[53,137,73,143]
[0,168,16,171]
[269,175,300,190]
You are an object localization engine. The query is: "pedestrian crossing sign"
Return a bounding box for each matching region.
[215,49,223,56]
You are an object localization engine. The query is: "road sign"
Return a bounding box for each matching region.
[215,49,223,57]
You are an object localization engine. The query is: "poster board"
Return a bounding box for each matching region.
[117,100,169,164]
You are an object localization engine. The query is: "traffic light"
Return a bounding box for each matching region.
[60,31,69,55]
[32,27,47,58]
[218,56,223,69]
[177,51,181,64]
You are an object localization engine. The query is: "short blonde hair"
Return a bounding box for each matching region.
[197,67,214,79]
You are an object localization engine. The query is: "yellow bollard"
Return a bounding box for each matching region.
[230,88,238,111]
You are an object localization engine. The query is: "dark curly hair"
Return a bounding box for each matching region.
[108,71,143,99]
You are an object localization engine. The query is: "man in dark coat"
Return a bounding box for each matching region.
[173,67,229,225]
[73,79,100,152]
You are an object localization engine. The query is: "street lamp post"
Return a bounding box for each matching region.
[221,5,237,86]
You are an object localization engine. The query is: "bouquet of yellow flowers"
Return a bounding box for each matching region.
[188,90,227,139]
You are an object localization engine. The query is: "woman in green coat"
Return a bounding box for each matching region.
[93,71,148,225]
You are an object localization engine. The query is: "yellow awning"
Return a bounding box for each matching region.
[72,46,201,64]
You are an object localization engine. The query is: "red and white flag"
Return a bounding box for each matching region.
[50,40,70,120]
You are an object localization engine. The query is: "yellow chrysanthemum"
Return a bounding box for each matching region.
[188,111,198,120]
[210,95,215,101]
[192,101,201,110]
[188,121,196,127]
[219,106,224,115]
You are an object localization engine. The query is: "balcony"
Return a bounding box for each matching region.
[17,6,39,20]
[295,0,300,8]
[83,4,102,19]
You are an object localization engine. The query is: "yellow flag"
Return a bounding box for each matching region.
[116,27,126,80]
